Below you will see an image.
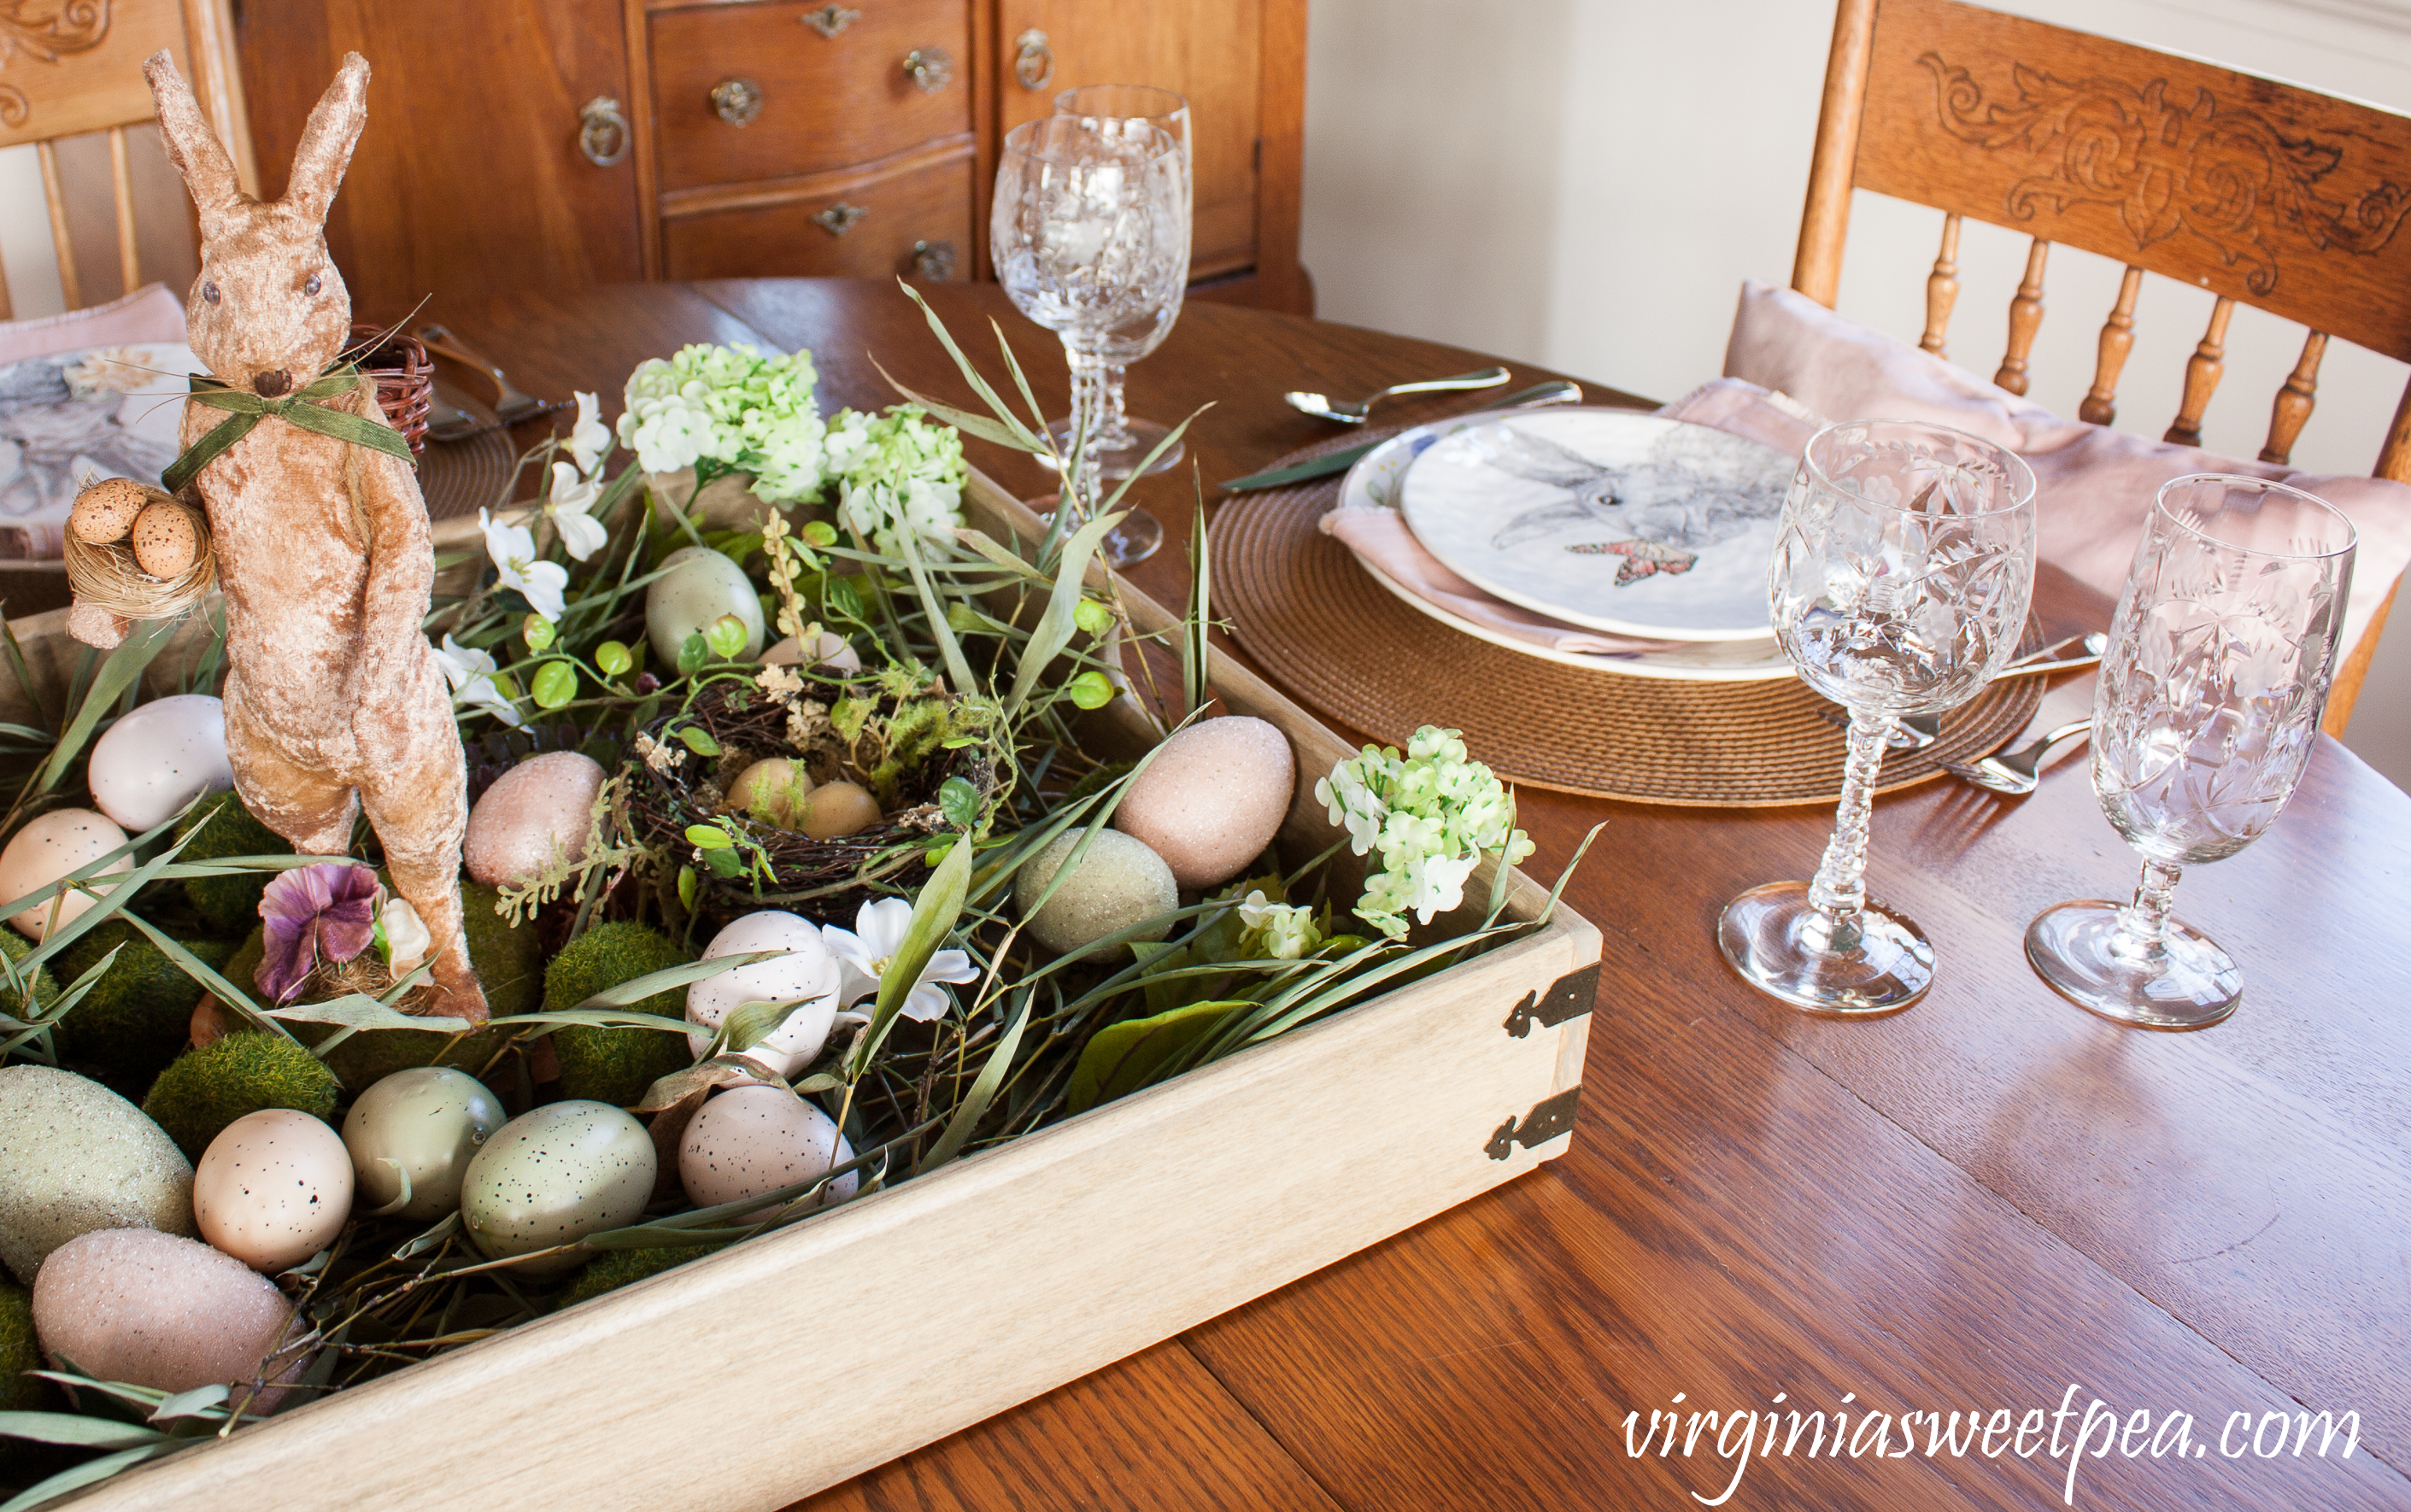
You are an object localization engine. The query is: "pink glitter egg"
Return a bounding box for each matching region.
[32,1228,307,1409]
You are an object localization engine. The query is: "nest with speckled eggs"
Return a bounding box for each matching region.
[626,673,1008,914]
[62,479,217,621]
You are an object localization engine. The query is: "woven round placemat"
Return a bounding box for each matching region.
[1211,431,2040,806]
[418,381,513,521]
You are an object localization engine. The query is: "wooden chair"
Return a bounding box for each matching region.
[0,0,255,319]
[1794,0,2411,734]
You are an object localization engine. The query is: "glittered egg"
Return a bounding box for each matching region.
[1113,717,1295,889]
[646,545,765,664]
[68,478,150,544]
[193,1110,354,1273]
[1012,829,1179,955]
[343,1067,504,1222]
[0,808,131,941]
[678,1084,859,1210]
[32,1228,305,1408]
[464,750,606,888]
[129,501,198,577]
[0,1065,195,1284]
[85,694,233,835]
[684,911,842,1075]
[460,1100,655,1275]
[728,757,813,827]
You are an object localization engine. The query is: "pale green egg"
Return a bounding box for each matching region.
[343,1067,505,1222]
[460,1100,654,1275]
[645,546,765,664]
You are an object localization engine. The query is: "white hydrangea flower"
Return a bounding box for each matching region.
[1317,727,1533,939]
[1236,890,1322,960]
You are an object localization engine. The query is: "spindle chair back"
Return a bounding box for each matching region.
[0,0,254,319]
[1795,0,2411,733]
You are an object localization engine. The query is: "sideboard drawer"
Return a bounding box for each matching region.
[650,0,972,191]
[660,152,974,280]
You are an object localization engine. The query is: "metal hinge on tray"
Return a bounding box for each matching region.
[1504,961,1600,1038]
[1485,1087,1581,1160]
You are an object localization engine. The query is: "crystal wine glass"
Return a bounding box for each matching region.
[1719,419,2038,1014]
[2025,474,2355,1029]
[1047,84,1193,481]
[991,114,1188,566]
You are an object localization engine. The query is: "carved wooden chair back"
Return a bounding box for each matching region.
[0,0,255,319]
[1794,0,2411,732]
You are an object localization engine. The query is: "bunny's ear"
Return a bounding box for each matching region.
[282,52,372,226]
[143,50,243,237]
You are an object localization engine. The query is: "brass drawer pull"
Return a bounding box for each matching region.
[813,202,868,237]
[709,77,764,127]
[1013,29,1053,91]
[577,96,630,167]
[801,3,859,38]
[910,238,957,279]
[902,46,953,94]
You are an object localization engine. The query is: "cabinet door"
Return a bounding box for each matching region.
[993,0,1264,282]
[235,1,641,322]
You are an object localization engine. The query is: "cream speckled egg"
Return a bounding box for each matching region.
[343,1067,505,1221]
[68,478,150,544]
[32,1228,305,1409]
[684,911,842,1075]
[678,1084,859,1210]
[194,1110,354,1273]
[646,545,765,663]
[460,1100,654,1275]
[1112,717,1295,889]
[0,1065,195,1284]
[0,808,132,941]
[129,501,198,577]
[464,750,607,888]
[86,694,234,835]
[1012,829,1179,955]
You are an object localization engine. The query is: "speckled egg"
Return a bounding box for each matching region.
[647,545,765,663]
[464,750,607,888]
[343,1067,504,1221]
[1113,717,1295,889]
[0,808,131,941]
[0,1065,194,1284]
[685,911,842,1075]
[728,757,813,827]
[460,1100,654,1275]
[129,501,198,577]
[32,1228,305,1409]
[678,1084,859,1210]
[68,478,150,544]
[192,1110,353,1273]
[85,694,233,835]
[1012,829,1179,956]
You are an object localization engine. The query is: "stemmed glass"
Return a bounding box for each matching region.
[2026,474,2356,1029]
[1719,420,2038,1014]
[1047,84,1193,481]
[991,114,1188,566]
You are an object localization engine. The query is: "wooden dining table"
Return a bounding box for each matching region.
[429,278,2410,1511]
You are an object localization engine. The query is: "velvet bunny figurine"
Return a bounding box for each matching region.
[94,51,489,1023]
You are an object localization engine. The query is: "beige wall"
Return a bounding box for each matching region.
[1301,0,2411,789]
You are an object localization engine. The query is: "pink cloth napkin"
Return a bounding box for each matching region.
[0,283,186,364]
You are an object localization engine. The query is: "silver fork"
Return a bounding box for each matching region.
[1821,633,2107,749]
[1940,717,2095,795]
[1283,366,1511,424]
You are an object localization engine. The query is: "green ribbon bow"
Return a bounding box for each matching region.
[161,363,416,495]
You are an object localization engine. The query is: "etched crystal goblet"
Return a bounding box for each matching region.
[1718,419,2038,1015]
[2025,474,2356,1029]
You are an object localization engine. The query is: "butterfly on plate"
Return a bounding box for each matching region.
[1563,537,1698,587]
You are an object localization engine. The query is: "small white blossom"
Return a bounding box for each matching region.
[378,895,431,974]
[544,461,609,562]
[1236,890,1322,960]
[480,508,567,621]
[824,897,981,1022]
[431,634,525,729]
[567,390,613,477]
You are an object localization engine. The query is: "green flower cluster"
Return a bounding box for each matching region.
[1314,726,1536,939]
[824,404,968,553]
[617,342,830,502]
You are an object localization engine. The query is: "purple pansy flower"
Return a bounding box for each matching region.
[257,863,380,1005]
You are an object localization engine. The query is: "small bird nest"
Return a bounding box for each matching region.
[62,490,217,621]
[627,675,1006,917]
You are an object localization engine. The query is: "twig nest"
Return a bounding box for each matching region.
[0,808,132,941]
[683,912,842,1075]
[1014,830,1179,956]
[130,501,200,577]
[678,1084,858,1209]
[1112,717,1296,890]
[0,1065,197,1285]
[31,1228,304,1407]
[192,1110,353,1273]
[465,751,607,888]
[68,478,151,544]
[86,694,233,834]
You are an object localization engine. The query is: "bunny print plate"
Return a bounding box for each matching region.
[1332,413,1792,682]
[1399,410,1795,641]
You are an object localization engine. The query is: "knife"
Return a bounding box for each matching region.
[1217,380,1585,493]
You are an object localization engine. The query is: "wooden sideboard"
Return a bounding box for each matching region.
[232,0,1309,324]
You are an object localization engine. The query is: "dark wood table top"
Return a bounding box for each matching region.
[428,279,2411,1511]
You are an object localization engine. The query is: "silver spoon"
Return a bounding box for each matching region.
[1941,717,2096,796]
[1285,366,1511,424]
[1821,633,2108,749]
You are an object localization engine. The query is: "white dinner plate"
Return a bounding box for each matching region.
[1331,411,1793,683]
[1397,408,1795,642]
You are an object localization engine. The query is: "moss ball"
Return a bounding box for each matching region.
[50,922,235,1088]
[460,882,543,1020]
[176,796,288,936]
[0,1281,38,1413]
[545,923,695,1107]
[141,1032,339,1161]
[560,1243,721,1308]
[0,929,54,1024]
